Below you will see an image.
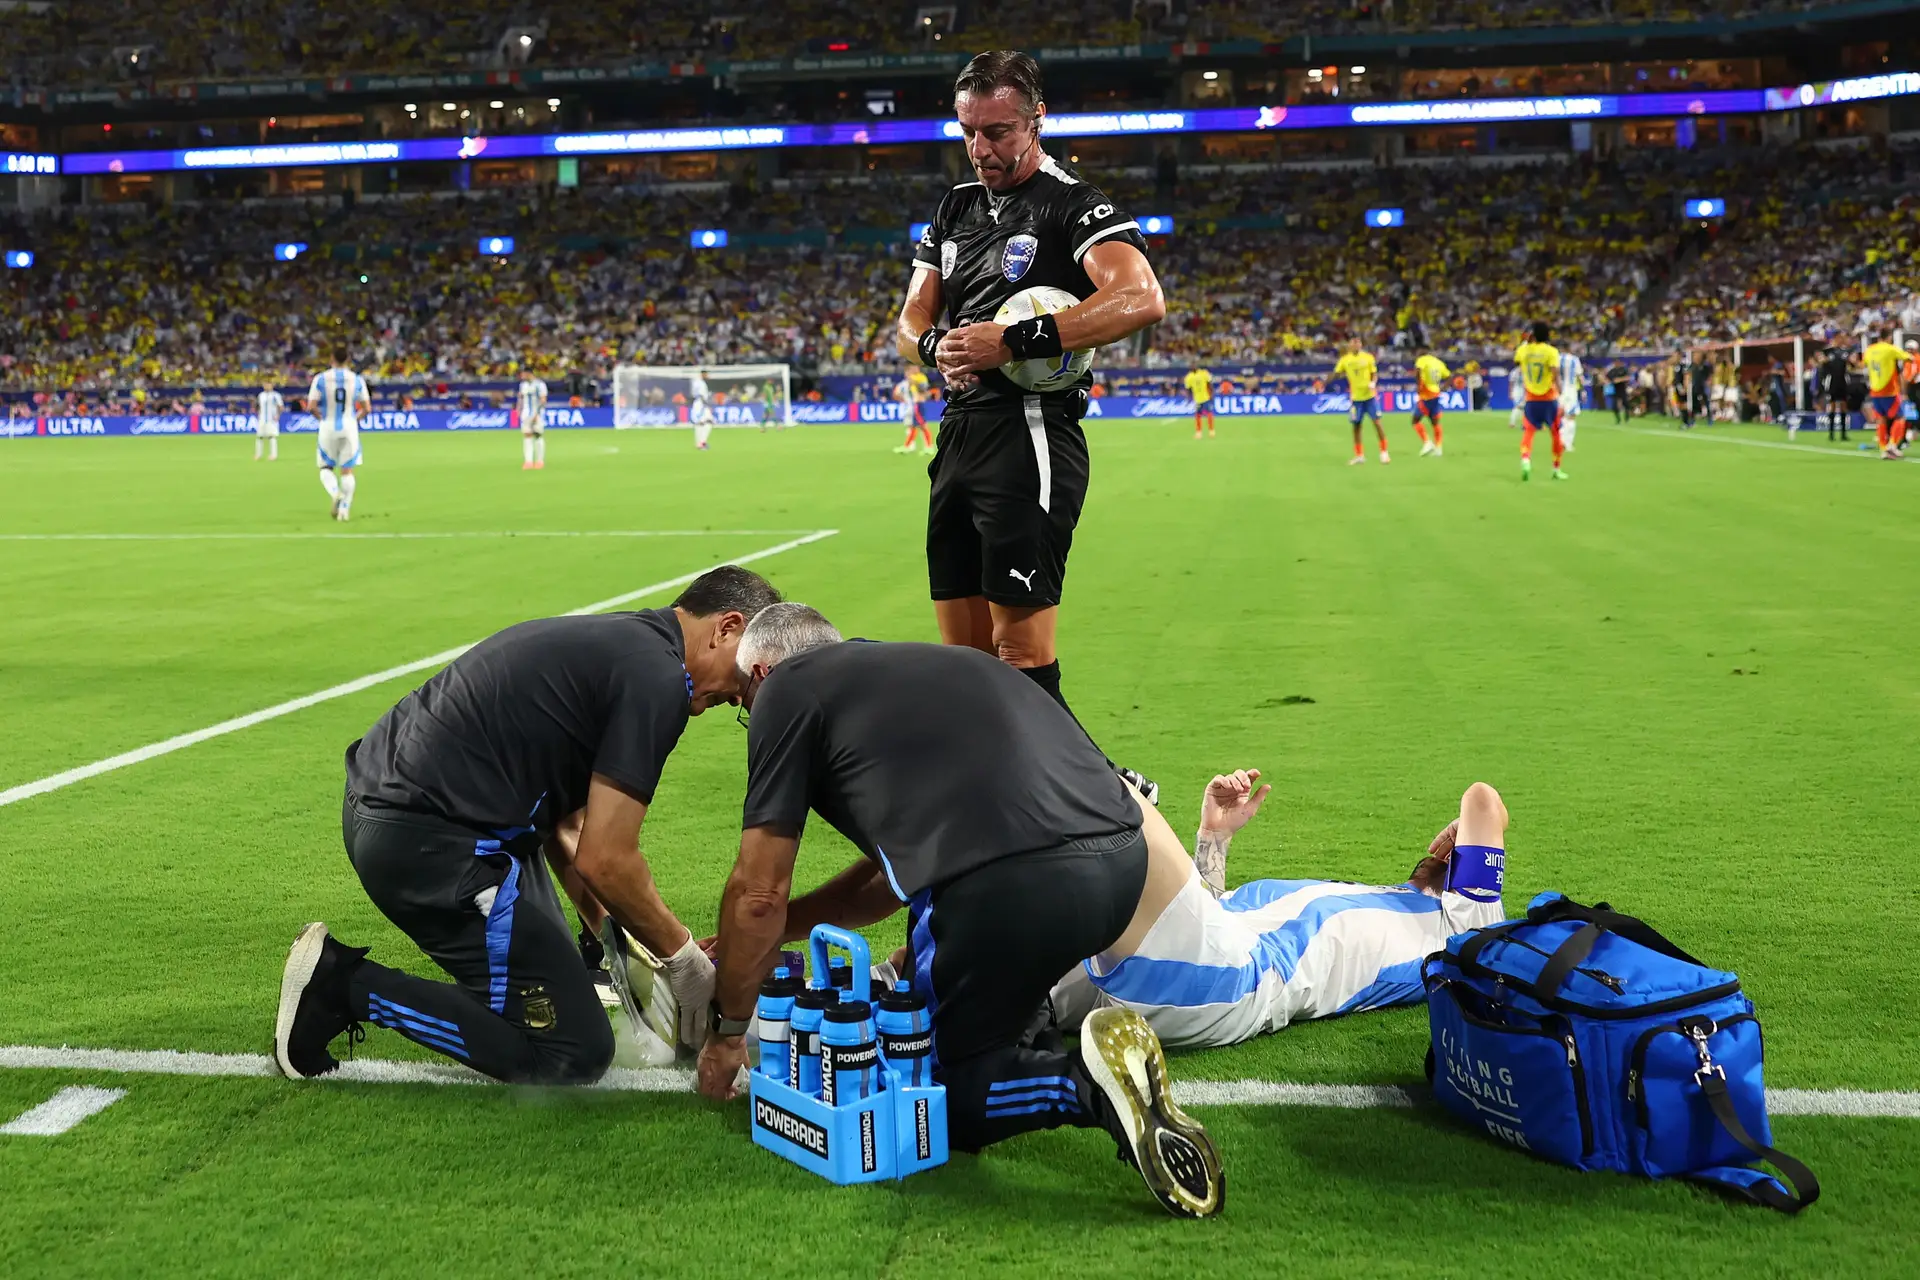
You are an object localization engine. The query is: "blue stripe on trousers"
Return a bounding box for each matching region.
[476,840,523,1016]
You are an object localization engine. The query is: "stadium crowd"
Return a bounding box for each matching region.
[4,140,1918,408]
[4,0,1853,90]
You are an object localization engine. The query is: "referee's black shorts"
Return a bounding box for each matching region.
[927,390,1091,609]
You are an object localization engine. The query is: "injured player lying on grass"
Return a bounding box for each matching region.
[1047,771,1509,1047]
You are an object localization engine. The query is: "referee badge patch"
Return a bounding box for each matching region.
[939,240,957,279]
[1001,234,1039,282]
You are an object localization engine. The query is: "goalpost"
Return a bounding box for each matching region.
[612,363,793,429]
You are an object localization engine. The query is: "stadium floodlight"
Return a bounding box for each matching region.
[4,250,33,268]
[442,102,457,112]
[272,242,309,261]
[489,100,504,109]
[1366,207,1405,227]
[691,229,729,249]
[1687,198,1726,218]
[547,98,561,109]
[480,236,516,255]
[1139,215,1175,235]
[403,103,416,112]
[1351,65,1367,74]
[1202,71,1219,81]
[909,221,931,243]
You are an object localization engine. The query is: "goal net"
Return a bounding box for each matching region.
[612,363,792,429]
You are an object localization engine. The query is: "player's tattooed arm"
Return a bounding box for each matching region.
[1194,769,1272,898]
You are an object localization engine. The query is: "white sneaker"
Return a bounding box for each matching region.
[1347,454,1366,465]
[1432,446,1444,457]
[1080,1007,1224,1218]
[1419,441,1436,457]
[1379,451,1391,464]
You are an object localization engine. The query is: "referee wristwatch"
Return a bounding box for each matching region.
[708,1000,753,1039]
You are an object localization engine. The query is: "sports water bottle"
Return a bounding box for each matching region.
[875,981,933,1088]
[789,985,836,1096]
[820,999,879,1106]
[754,971,798,1079]
[829,960,854,992]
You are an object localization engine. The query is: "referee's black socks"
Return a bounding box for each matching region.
[1021,659,1071,715]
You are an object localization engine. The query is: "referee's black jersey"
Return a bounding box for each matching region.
[740,641,1141,898]
[911,151,1148,407]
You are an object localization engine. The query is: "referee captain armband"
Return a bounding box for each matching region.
[915,327,948,368]
[747,925,948,1185]
[1002,313,1064,361]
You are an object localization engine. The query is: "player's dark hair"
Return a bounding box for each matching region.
[673,566,783,619]
[1415,344,1430,355]
[332,345,350,364]
[1530,321,1550,343]
[955,50,1043,118]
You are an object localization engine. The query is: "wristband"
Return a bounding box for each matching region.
[1002,313,1064,361]
[916,327,948,368]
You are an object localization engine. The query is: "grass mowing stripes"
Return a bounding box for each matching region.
[0,417,1915,1277]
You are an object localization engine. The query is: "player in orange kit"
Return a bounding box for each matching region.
[1512,321,1566,481]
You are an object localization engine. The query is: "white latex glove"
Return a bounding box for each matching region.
[664,933,716,1052]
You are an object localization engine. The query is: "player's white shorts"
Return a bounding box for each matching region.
[521,411,545,435]
[256,418,279,438]
[1054,865,1504,1049]
[317,423,362,469]
[1558,395,1580,418]
[690,399,713,425]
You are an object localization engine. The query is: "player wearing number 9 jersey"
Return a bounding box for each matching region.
[896,50,1166,802]
[1512,321,1567,482]
[307,346,371,521]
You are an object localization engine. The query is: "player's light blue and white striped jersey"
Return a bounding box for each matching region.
[306,367,368,431]
[517,378,547,420]
[1558,353,1584,406]
[689,375,710,403]
[256,389,283,427]
[1082,871,1504,1048]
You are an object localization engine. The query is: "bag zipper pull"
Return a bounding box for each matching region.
[1562,1033,1578,1067]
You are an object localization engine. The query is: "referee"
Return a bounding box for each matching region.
[273,566,782,1085]
[896,50,1167,799]
[695,605,1224,1218]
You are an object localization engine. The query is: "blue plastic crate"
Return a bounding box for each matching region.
[746,925,949,1184]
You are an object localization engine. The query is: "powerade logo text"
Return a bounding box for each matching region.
[753,1096,828,1158]
[859,1109,878,1174]
[43,416,108,435]
[914,1098,932,1161]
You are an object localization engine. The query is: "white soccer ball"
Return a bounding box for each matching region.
[994,285,1094,393]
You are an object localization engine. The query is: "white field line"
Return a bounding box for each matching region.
[1597,422,1920,461]
[1,1046,1915,1118]
[0,1085,127,1135]
[0,530,815,542]
[0,529,838,809]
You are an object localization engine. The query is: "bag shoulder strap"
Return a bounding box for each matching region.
[1690,1072,1820,1214]
[1527,895,1706,967]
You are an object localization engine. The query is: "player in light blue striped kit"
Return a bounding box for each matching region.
[306,346,371,521]
[1051,771,1508,1049]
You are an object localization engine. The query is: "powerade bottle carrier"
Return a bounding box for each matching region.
[747,925,949,1184]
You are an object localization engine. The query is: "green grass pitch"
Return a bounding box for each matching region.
[1,413,1916,1277]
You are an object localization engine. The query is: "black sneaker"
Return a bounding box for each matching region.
[273,922,365,1079]
[1079,1007,1224,1218]
[1114,766,1160,807]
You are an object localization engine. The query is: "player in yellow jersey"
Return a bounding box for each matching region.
[1334,337,1389,464]
[1411,345,1449,457]
[894,366,935,454]
[1185,366,1215,439]
[1513,321,1567,481]
[1862,329,1908,459]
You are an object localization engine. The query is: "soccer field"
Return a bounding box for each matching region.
[2,413,1916,1277]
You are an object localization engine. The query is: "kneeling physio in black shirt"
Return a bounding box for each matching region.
[273,566,783,1086]
[695,603,1225,1218]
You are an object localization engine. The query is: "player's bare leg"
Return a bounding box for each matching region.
[934,596,995,654]
[1349,420,1366,464]
[1373,416,1390,463]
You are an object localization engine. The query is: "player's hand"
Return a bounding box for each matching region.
[1427,819,1460,864]
[936,324,1011,377]
[696,1034,750,1101]
[1200,769,1271,837]
[664,933,716,1051]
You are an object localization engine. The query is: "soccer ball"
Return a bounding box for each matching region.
[995,285,1094,392]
